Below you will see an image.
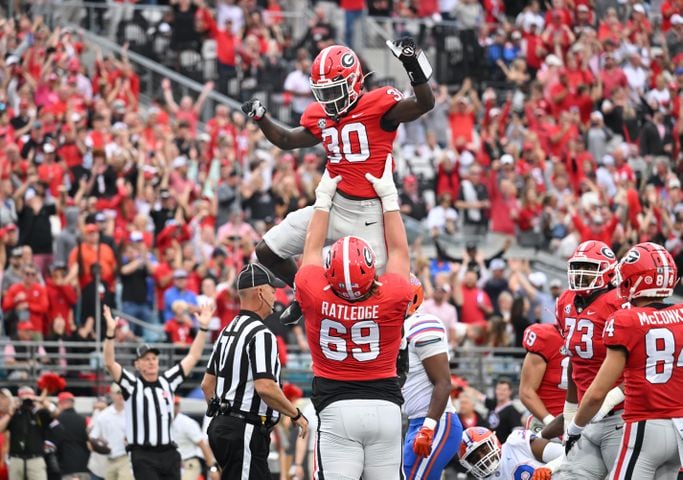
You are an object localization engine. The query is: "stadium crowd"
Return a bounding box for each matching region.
[0,0,681,479]
[0,0,680,369]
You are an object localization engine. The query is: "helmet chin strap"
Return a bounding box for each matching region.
[629,276,643,299]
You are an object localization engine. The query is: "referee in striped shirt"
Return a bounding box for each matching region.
[201,263,308,479]
[102,303,214,480]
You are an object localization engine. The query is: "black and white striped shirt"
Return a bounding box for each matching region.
[118,363,185,447]
[206,310,281,423]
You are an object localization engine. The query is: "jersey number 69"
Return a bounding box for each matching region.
[319,318,380,362]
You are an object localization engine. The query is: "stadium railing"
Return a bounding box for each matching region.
[0,339,526,396]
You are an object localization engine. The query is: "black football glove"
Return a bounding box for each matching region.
[241,98,267,121]
[386,37,433,85]
[564,432,581,456]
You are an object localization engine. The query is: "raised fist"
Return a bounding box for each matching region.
[241,98,266,121]
[386,37,419,61]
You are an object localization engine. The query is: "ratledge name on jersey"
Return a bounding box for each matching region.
[321,301,380,321]
[637,307,683,325]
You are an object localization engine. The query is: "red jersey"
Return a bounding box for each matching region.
[296,264,411,381]
[300,86,403,199]
[603,303,683,422]
[556,288,624,401]
[522,323,568,416]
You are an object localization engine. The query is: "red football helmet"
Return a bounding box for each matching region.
[324,236,376,301]
[310,45,364,118]
[407,273,424,316]
[567,240,617,294]
[459,427,501,479]
[616,242,678,300]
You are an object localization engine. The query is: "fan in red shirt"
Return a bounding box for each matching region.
[45,262,77,335]
[2,265,49,336]
[568,243,683,479]
[520,323,568,429]
[295,155,412,479]
[454,268,493,334]
[164,301,194,346]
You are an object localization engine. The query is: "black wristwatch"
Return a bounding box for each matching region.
[291,408,302,421]
[209,463,219,473]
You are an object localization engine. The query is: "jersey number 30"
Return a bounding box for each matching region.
[321,122,370,164]
[320,318,379,362]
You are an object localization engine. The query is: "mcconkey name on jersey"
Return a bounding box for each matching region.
[604,303,683,422]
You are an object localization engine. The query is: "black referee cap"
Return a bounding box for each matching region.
[135,344,160,360]
[237,263,286,290]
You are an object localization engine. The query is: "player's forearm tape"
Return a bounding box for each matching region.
[604,386,625,410]
[542,414,555,426]
[422,417,437,430]
[563,401,577,429]
[542,442,564,463]
[402,50,433,85]
[592,386,624,422]
[381,193,400,212]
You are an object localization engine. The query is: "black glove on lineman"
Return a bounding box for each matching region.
[564,432,581,456]
[241,98,267,121]
[386,37,433,86]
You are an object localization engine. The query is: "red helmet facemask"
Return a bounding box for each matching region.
[567,240,617,294]
[310,46,364,118]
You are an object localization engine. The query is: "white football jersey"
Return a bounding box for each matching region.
[401,312,455,419]
[486,430,544,480]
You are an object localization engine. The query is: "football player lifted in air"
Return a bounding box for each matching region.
[567,242,683,480]
[458,426,564,480]
[402,275,463,479]
[241,37,434,325]
[294,155,412,479]
[554,240,628,480]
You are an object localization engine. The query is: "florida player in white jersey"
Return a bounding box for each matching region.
[241,37,434,324]
[402,276,463,479]
[458,426,564,480]
[554,240,628,480]
[294,155,412,479]
[567,242,683,480]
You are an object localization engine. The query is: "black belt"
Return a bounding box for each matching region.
[217,407,276,430]
[606,408,624,418]
[337,190,378,201]
[10,453,43,459]
[126,443,177,453]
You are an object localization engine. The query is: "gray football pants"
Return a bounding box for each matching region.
[555,411,624,480]
[608,419,683,480]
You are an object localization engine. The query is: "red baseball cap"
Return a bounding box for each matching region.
[57,391,74,402]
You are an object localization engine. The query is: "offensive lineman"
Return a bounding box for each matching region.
[519,322,568,433]
[554,240,628,480]
[241,37,434,323]
[402,276,463,479]
[567,242,683,479]
[294,155,412,479]
[458,426,563,480]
